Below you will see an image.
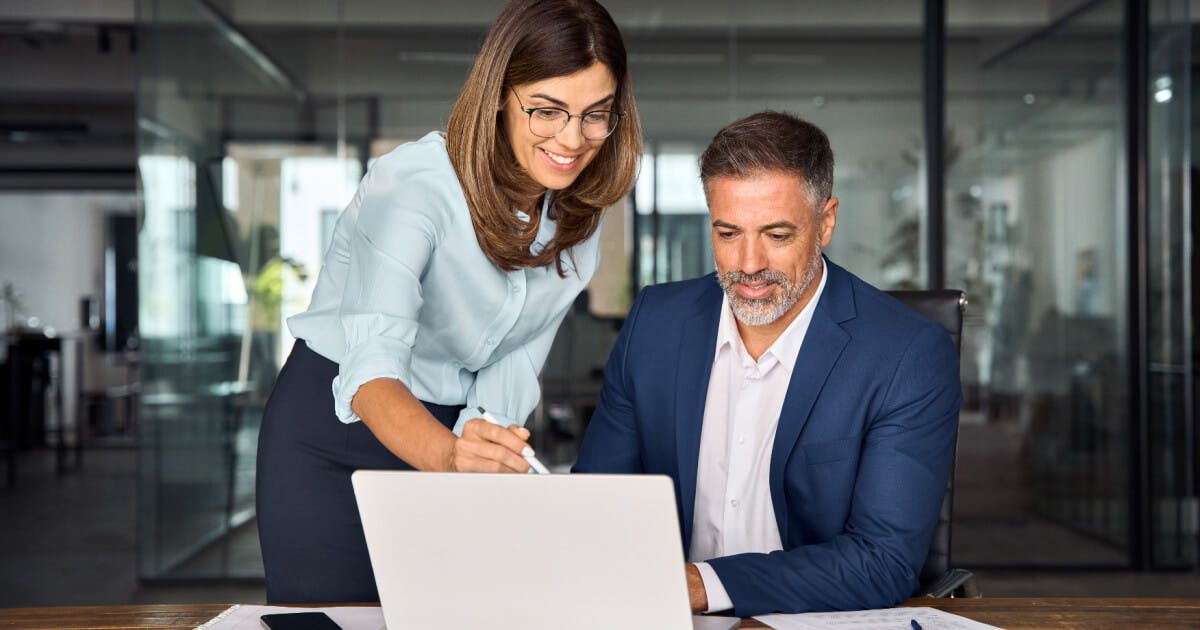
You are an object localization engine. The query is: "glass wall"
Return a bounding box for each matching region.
[136,0,359,578]
[1147,0,1194,568]
[946,1,1132,566]
[136,0,1196,578]
[631,5,927,290]
[137,1,931,578]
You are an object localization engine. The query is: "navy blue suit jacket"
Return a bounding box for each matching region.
[573,259,961,616]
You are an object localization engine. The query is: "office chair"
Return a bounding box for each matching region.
[886,289,979,598]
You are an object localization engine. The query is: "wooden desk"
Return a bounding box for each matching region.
[1,598,1197,629]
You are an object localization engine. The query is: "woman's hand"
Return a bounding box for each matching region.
[447,418,533,473]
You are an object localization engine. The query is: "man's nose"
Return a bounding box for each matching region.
[739,237,767,274]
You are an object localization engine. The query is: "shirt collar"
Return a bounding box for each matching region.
[714,257,829,374]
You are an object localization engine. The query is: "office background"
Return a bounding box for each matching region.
[0,0,1197,605]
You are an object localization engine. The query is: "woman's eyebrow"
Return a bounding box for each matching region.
[527,93,616,110]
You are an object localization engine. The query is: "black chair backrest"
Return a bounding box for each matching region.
[886,289,965,589]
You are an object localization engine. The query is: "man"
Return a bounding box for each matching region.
[573,112,961,616]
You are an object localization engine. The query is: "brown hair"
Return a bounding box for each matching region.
[446,0,642,275]
[699,111,834,207]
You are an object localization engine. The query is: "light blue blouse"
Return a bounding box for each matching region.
[287,131,601,434]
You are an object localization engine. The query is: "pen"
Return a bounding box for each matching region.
[910,619,922,630]
[477,407,551,474]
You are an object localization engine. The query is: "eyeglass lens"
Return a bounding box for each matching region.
[527,109,618,140]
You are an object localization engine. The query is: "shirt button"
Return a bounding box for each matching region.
[511,284,521,294]
[737,435,745,445]
[730,499,739,508]
[486,338,496,346]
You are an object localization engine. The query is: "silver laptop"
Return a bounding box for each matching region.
[352,471,694,630]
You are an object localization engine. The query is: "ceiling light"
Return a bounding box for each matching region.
[1153,75,1173,103]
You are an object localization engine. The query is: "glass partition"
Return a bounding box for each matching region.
[136,0,359,578]
[629,8,927,290]
[137,0,1193,579]
[1147,0,1194,568]
[946,0,1132,567]
[137,0,928,579]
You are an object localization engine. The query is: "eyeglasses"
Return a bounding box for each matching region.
[511,89,622,141]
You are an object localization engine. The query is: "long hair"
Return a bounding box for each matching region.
[446,0,642,275]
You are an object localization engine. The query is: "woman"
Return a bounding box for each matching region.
[256,0,641,603]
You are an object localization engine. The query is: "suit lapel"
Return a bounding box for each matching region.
[674,281,722,551]
[769,260,854,542]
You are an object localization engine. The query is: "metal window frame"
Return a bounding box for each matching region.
[1126,0,1152,571]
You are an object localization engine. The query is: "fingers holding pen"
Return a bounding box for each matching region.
[504,422,550,474]
[453,418,532,473]
[475,417,534,460]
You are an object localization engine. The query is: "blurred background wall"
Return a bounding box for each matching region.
[0,0,1196,601]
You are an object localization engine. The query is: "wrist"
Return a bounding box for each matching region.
[440,434,458,472]
[686,563,708,612]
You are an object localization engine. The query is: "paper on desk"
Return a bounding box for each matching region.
[754,606,1001,630]
[693,614,742,630]
[194,604,385,630]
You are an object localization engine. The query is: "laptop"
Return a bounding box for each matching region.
[351,471,694,630]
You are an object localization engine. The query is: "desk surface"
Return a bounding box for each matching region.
[1,598,1198,629]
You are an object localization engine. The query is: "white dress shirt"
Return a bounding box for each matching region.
[690,261,827,612]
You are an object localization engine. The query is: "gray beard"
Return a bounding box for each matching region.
[717,243,822,327]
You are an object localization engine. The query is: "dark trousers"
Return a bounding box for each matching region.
[256,340,460,603]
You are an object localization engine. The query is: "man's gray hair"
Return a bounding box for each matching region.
[699,111,834,207]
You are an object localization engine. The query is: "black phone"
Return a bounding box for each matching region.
[259,612,343,630]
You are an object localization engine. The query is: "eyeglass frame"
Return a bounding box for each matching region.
[510,88,624,141]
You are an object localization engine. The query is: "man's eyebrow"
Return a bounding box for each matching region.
[711,220,798,231]
[528,93,616,110]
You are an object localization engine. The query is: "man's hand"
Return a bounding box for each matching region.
[446,418,532,473]
[686,563,708,612]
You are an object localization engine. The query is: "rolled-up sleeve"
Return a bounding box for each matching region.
[331,174,443,424]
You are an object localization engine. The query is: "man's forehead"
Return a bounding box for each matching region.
[704,168,809,189]
[705,174,816,222]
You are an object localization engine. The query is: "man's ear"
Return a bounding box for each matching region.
[819,196,838,247]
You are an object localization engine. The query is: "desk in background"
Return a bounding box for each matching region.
[1,599,1198,629]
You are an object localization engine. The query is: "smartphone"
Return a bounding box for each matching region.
[259,612,343,630]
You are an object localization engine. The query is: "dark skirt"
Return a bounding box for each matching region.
[255,339,461,603]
